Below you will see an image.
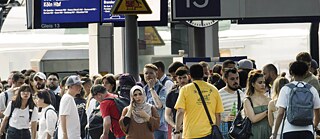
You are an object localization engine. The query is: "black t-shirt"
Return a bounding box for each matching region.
[74,97,87,138]
[166,88,179,123]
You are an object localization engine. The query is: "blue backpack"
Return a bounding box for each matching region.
[286,82,314,126]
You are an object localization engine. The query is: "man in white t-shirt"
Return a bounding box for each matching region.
[218,68,245,139]
[271,61,320,139]
[58,75,83,139]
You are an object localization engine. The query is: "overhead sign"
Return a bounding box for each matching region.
[41,0,100,23]
[102,0,125,22]
[172,0,221,20]
[172,0,320,23]
[144,27,164,46]
[28,0,167,29]
[111,0,152,15]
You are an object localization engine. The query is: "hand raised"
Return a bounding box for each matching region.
[133,109,150,120]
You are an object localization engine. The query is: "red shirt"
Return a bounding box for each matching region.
[100,93,126,138]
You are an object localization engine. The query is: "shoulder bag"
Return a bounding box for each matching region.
[228,97,253,139]
[193,82,223,139]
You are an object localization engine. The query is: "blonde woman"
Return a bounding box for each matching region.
[267,77,289,139]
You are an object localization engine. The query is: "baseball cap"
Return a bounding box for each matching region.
[66,75,84,86]
[238,59,253,70]
[34,72,46,80]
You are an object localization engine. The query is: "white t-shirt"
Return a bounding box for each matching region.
[0,89,15,111]
[58,93,81,139]
[218,88,245,121]
[3,101,38,129]
[160,74,175,94]
[276,81,320,133]
[38,105,58,139]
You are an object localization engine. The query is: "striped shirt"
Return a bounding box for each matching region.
[218,87,245,121]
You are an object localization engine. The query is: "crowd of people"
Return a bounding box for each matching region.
[0,51,319,139]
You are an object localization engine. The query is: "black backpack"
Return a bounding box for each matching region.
[104,97,130,118]
[88,108,116,139]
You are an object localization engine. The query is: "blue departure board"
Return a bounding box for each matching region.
[41,0,100,23]
[101,0,125,22]
[28,0,168,29]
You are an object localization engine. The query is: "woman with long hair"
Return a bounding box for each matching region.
[0,84,38,139]
[35,89,58,139]
[119,85,160,139]
[267,77,289,139]
[243,70,271,139]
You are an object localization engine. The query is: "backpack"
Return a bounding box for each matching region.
[4,92,8,107]
[88,109,116,139]
[286,82,314,126]
[104,97,130,119]
[44,107,58,139]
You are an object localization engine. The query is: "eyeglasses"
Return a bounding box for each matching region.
[133,93,143,97]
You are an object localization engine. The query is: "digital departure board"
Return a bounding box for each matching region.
[28,0,167,29]
[41,0,100,23]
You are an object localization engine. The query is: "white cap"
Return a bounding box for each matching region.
[66,75,84,86]
[34,72,46,80]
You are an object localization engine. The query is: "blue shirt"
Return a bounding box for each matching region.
[144,81,168,132]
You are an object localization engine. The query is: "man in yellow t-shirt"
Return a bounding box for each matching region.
[174,64,224,139]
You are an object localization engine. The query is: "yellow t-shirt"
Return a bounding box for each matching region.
[174,80,224,139]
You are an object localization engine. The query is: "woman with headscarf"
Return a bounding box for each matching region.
[119,85,160,139]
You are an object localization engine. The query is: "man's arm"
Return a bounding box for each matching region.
[215,113,221,127]
[175,108,184,132]
[60,115,68,139]
[150,88,163,109]
[101,116,111,139]
[165,107,175,127]
[314,108,320,128]
[271,107,285,139]
[174,108,184,139]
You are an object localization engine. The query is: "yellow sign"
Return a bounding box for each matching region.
[144,27,165,46]
[111,0,152,15]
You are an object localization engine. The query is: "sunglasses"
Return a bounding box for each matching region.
[133,93,143,97]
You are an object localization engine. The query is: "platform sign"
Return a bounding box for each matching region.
[41,0,100,23]
[101,0,125,22]
[172,0,221,20]
[111,0,152,15]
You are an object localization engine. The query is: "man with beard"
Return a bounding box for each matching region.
[214,60,236,90]
[165,67,189,138]
[34,72,58,111]
[218,68,245,139]
[262,64,278,97]
[46,72,60,95]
